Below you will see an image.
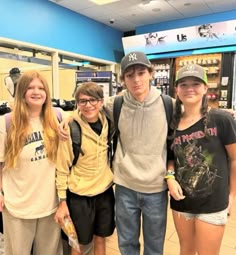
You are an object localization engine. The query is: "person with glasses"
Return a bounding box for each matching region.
[55,82,115,255]
[77,97,101,106]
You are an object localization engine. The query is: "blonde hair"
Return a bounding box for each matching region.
[5,70,59,169]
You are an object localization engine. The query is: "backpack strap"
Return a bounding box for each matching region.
[106,117,114,168]
[113,95,124,134]
[112,95,124,156]
[68,120,84,167]
[53,107,62,122]
[161,94,173,127]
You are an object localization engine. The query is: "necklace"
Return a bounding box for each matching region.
[182,115,202,124]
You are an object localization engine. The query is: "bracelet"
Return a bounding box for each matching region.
[166,170,175,176]
[164,175,175,181]
[164,169,175,181]
[59,197,67,203]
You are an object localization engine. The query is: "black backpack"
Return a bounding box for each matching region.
[68,120,84,167]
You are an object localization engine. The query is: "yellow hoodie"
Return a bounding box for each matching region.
[56,111,113,199]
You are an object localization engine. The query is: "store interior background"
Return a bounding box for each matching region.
[1,0,236,105]
[0,42,118,103]
[1,0,236,254]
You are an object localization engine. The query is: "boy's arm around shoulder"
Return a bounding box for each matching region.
[58,109,74,141]
[103,96,116,122]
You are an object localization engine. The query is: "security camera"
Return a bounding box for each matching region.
[109,18,115,24]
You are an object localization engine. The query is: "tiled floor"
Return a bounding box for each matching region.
[106,199,236,255]
[0,202,235,255]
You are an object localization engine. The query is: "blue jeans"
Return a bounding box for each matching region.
[115,185,168,255]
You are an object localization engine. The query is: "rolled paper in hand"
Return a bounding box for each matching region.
[61,217,80,252]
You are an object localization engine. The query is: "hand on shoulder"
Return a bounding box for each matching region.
[58,117,72,141]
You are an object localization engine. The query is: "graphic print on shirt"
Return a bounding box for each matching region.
[35,142,45,156]
[25,131,47,162]
[173,128,220,199]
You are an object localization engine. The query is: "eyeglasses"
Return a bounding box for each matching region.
[78,98,101,106]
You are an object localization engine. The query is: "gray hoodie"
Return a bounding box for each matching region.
[104,86,168,193]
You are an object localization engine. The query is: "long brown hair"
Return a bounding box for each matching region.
[5,70,59,169]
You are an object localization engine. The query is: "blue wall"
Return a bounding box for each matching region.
[1,0,236,62]
[0,0,124,62]
[136,10,236,34]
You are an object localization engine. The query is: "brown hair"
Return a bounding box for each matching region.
[5,70,59,169]
[120,64,154,81]
[169,94,210,140]
[74,82,104,102]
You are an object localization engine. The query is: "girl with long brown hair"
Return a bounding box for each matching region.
[166,64,236,255]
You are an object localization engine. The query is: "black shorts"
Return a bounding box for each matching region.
[67,187,115,245]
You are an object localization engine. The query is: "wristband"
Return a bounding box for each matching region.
[164,169,175,181]
[166,170,175,176]
[59,197,67,203]
[164,175,175,180]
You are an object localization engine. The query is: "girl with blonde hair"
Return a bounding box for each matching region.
[0,70,63,255]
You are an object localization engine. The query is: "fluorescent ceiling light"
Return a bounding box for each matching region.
[90,0,120,5]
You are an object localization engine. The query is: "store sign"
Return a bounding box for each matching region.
[122,20,236,55]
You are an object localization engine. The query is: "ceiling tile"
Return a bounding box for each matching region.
[48,0,236,31]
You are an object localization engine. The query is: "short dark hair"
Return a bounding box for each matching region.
[120,64,154,81]
[74,82,104,102]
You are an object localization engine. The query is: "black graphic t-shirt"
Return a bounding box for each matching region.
[170,109,236,213]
